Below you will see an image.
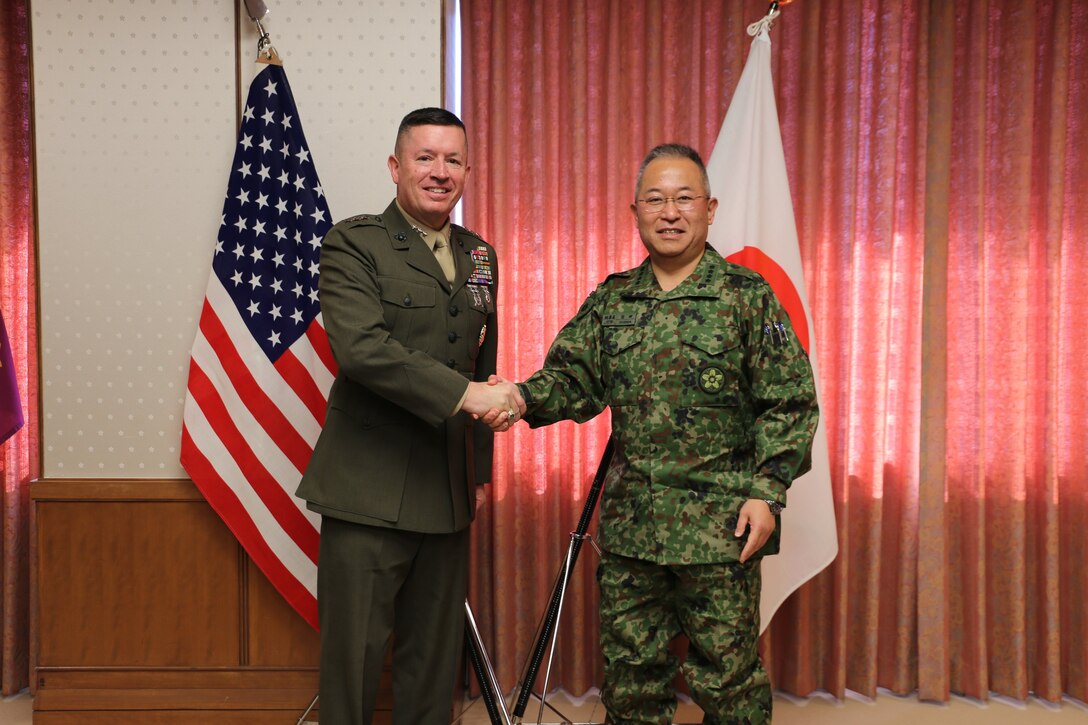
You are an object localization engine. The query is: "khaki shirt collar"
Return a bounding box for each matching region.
[395,200,452,252]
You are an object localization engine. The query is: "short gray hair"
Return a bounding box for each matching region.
[634,143,711,200]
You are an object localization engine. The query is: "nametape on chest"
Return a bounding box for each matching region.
[602,313,639,326]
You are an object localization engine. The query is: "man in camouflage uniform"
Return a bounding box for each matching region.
[507,144,818,723]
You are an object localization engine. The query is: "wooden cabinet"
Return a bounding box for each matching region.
[31,478,394,723]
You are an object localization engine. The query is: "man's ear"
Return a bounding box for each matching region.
[387,154,400,184]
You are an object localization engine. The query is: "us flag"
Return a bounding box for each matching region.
[181,64,335,629]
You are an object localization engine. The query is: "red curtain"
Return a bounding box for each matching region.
[0,0,39,696]
[461,0,1088,705]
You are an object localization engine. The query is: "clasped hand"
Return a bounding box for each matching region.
[463,375,525,431]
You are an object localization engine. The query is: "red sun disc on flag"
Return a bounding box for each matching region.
[725,246,810,355]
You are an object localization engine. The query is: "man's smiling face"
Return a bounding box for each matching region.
[388,123,469,229]
[631,156,717,268]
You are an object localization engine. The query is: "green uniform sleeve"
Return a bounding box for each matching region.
[743,284,819,505]
[519,291,609,426]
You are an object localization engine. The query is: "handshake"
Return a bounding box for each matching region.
[462,375,527,431]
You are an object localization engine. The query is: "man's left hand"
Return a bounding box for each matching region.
[735,499,777,563]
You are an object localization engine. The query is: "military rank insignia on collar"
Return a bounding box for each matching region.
[468,247,493,286]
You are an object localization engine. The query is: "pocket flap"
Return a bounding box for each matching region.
[681,327,739,357]
[378,277,436,309]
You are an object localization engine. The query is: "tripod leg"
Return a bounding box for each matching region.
[513,437,614,719]
[463,600,513,725]
[534,540,578,724]
[295,693,318,725]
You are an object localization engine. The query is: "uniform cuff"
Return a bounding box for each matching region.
[516,382,534,406]
[451,383,470,417]
[749,475,787,506]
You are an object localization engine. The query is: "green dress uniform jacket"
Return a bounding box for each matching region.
[296,201,498,532]
[519,246,818,564]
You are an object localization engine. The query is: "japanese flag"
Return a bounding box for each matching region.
[706,29,838,631]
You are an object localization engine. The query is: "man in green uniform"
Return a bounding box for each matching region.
[296,108,524,725]
[501,144,818,723]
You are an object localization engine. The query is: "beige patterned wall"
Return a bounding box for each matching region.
[33,0,444,476]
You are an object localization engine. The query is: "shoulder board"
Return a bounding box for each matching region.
[602,269,634,283]
[341,213,387,228]
[451,223,486,243]
[721,261,768,284]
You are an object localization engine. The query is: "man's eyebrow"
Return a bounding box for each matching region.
[641,185,696,194]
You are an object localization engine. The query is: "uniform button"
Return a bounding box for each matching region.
[447,359,457,368]
[403,295,412,306]
[449,305,459,316]
[448,331,459,342]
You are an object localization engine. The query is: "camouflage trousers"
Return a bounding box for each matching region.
[597,551,771,725]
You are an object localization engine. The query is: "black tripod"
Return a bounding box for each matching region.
[464,437,614,725]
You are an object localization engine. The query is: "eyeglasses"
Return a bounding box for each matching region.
[635,194,708,212]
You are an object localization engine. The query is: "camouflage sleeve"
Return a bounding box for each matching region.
[518,290,610,426]
[744,284,819,505]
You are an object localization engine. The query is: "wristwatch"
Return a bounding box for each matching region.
[764,500,783,516]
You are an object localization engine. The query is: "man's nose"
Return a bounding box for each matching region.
[659,199,682,219]
[430,159,450,178]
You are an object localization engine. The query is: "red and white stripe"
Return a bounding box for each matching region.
[181,276,336,628]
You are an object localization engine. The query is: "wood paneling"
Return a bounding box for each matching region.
[247,557,321,667]
[37,499,241,666]
[30,478,339,721]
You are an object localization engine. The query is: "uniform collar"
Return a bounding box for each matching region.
[620,245,724,300]
[395,200,452,253]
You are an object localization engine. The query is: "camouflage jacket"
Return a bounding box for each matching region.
[520,247,818,564]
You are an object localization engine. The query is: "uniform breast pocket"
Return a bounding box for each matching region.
[602,325,646,405]
[378,276,437,338]
[680,327,745,404]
